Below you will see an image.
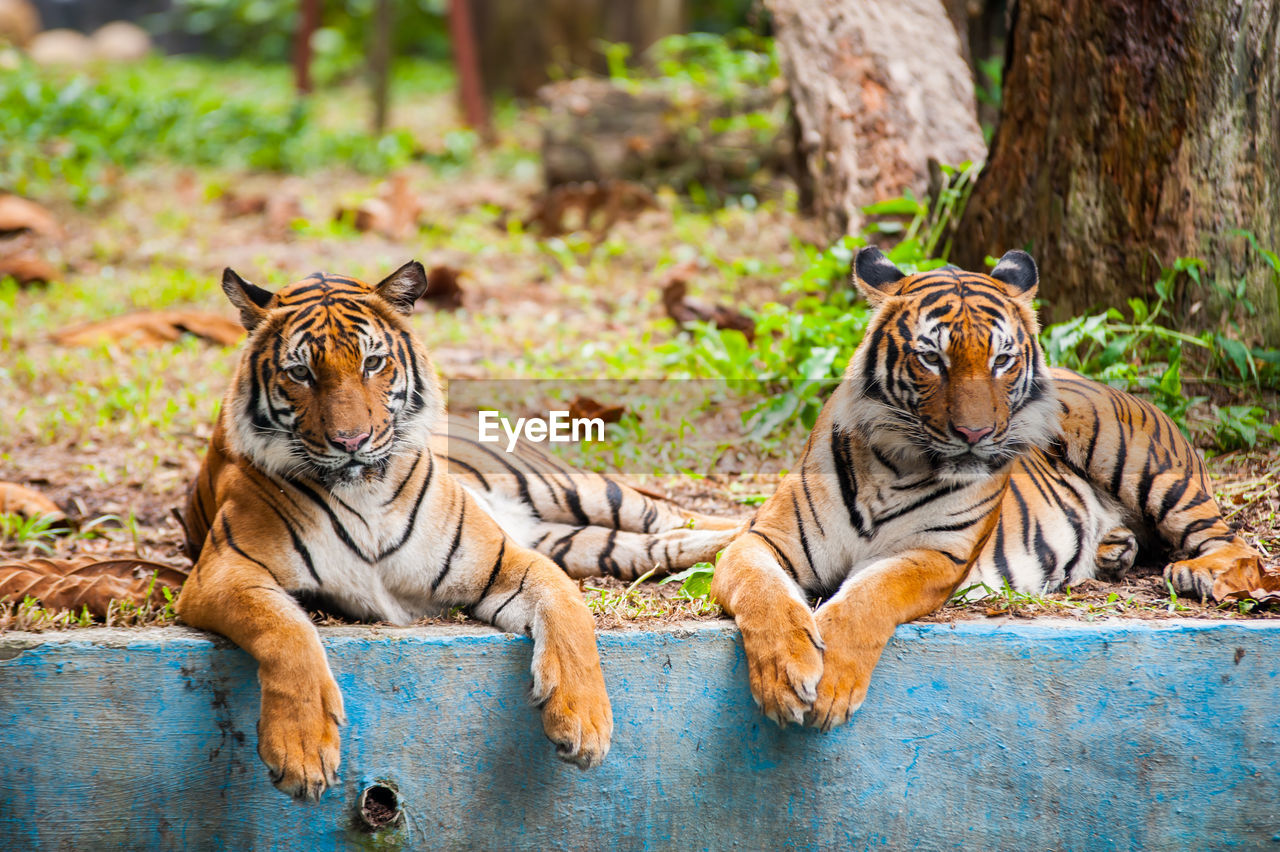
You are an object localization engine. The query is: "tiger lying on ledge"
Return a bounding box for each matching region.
[711,247,1263,731]
[176,262,739,800]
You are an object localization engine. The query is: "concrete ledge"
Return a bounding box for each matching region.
[1,620,1278,850]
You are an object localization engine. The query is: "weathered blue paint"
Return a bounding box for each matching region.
[2,620,1279,851]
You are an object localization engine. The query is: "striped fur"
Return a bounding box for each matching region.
[176,262,729,799]
[435,420,741,581]
[712,248,1263,731]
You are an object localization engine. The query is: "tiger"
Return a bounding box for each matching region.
[711,247,1264,732]
[176,261,740,801]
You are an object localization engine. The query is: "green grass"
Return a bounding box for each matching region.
[585,569,721,621]
[1,56,453,204]
[0,584,178,632]
[0,513,67,555]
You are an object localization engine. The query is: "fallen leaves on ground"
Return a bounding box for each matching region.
[527,180,659,236]
[568,396,626,423]
[340,173,423,240]
[0,482,65,522]
[0,195,63,285]
[0,555,187,617]
[0,236,58,284]
[219,191,268,218]
[420,264,464,310]
[0,194,63,239]
[52,310,245,348]
[220,191,304,240]
[264,194,304,240]
[660,262,755,338]
[1212,556,1280,605]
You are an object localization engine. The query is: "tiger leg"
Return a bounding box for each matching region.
[176,522,344,801]
[519,469,738,534]
[807,548,971,731]
[439,427,738,534]
[710,532,824,726]
[1095,526,1138,580]
[440,501,612,768]
[1054,372,1263,599]
[533,521,744,580]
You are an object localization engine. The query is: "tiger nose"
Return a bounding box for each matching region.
[328,431,370,453]
[954,424,993,445]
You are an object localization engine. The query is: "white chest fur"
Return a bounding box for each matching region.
[281,467,457,624]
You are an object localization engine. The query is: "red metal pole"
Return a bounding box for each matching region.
[448,0,493,141]
[371,0,393,133]
[294,0,321,94]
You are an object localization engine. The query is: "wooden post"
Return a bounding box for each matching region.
[370,0,394,133]
[448,0,492,141]
[294,0,321,94]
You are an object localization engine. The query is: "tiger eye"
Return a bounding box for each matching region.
[287,364,311,382]
[364,355,386,375]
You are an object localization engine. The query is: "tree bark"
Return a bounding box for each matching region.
[537,77,787,198]
[469,0,685,99]
[767,0,986,241]
[953,0,1280,345]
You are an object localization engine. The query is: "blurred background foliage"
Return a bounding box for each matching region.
[157,0,760,86]
[2,0,1276,456]
[163,0,451,84]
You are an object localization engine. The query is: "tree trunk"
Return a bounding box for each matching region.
[537,77,787,199]
[469,0,685,99]
[767,0,986,241]
[953,0,1280,345]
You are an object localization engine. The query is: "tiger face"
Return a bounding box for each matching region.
[221,262,444,488]
[846,248,1059,477]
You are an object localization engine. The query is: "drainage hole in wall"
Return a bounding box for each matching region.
[357,783,402,831]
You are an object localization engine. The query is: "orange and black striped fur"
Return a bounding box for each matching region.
[177,262,737,800]
[712,247,1263,731]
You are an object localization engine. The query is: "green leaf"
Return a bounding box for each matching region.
[861,197,924,216]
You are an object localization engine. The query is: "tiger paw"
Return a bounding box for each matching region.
[805,601,890,732]
[257,674,345,800]
[1165,542,1263,602]
[735,597,824,726]
[538,674,613,769]
[1095,527,1138,580]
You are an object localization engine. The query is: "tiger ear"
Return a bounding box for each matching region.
[853,247,907,305]
[374,260,429,315]
[989,250,1038,300]
[221,268,274,331]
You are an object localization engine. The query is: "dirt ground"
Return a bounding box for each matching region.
[3,87,1278,629]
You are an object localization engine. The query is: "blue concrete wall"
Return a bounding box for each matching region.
[1,620,1278,851]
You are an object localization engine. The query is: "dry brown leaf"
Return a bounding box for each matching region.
[52,310,245,348]
[1213,555,1280,605]
[265,194,304,240]
[0,482,64,522]
[0,240,57,284]
[421,264,464,310]
[0,194,63,239]
[342,173,423,239]
[220,191,268,218]
[568,396,626,424]
[382,173,423,238]
[660,264,755,338]
[527,180,658,236]
[0,555,187,617]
